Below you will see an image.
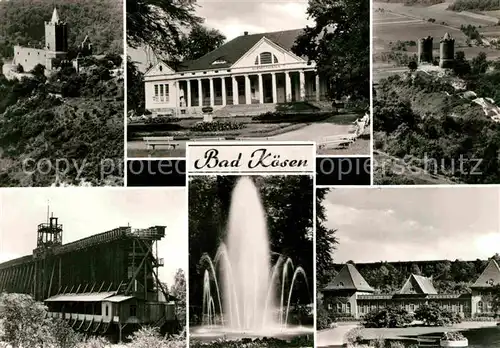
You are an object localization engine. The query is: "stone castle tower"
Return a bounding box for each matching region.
[418,36,433,64]
[439,33,455,69]
[44,8,68,69]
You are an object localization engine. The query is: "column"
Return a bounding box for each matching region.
[271,72,277,104]
[174,81,179,107]
[187,80,192,107]
[209,77,214,107]
[221,77,227,106]
[285,72,292,102]
[198,79,202,106]
[232,76,239,105]
[315,74,320,102]
[245,75,251,104]
[299,71,306,101]
[258,73,264,104]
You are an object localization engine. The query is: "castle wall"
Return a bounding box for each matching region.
[13,46,47,72]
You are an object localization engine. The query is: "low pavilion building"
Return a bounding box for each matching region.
[143,29,329,117]
[322,259,500,319]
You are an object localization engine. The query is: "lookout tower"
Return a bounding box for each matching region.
[36,213,63,250]
[418,36,433,64]
[440,33,455,69]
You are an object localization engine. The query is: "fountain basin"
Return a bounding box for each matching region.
[190,324,314,342]
[440,339,468,347]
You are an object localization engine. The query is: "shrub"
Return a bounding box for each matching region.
[363,306,414,328]
[128,327,185,348]
[345,327,364,346]
[442,331,466,341]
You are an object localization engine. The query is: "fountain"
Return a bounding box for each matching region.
[191,177,314,341]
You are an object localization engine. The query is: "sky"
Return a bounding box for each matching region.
[323,187,500,263]
[195,0,312,41]
[128,0,313,70]
[0,188,187,287]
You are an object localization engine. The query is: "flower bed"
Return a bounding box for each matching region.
[252,111,332,123]
[191,121,245,132]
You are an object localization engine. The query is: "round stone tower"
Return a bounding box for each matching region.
[418,36,433,64]
[439,33,455,69]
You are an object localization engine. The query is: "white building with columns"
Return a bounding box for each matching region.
[143,28,328,117]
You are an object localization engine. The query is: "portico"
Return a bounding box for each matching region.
[143,29,329,117]
[177,70,321,107]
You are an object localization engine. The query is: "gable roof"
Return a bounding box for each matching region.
[178,28,305,72]
[471,259,500,288]
[324,263,374,292]
[400,274,437,295]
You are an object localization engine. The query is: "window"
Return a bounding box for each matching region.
[254,52,278,65]
[153,84,170,102]
[105,305,109,316]
[260,52,272,64]
[478,301,483,313]
[346,302,351,314]
[130,304,137,317]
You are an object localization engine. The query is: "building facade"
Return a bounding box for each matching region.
[143,29,329,117]
[12,8,68,72]
[322,259,500,319]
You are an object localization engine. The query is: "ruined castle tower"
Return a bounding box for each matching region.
[44,8,68,69]
[439,33,455,69]
[418,36,433,64]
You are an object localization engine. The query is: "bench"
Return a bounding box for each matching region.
[191,137,226,141]
[143,137,179,150]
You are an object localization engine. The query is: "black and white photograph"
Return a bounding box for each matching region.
[126,0,370,158]
[188,173,314,348]
[0,189,187,347]
[316,187,500,347]
[0,0,124,187]
[372,0,500,185]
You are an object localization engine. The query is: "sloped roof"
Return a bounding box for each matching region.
[400,274,437,295]
[51,8,60,23]
[471,259,500,288]
[324,264,374,292]
[45,291,117,302]
[178,28,305,72]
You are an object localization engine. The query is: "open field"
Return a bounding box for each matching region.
[374,1,500,82]
[374,1,498,28]
[374,6,500,59]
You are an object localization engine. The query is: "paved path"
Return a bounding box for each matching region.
[317,324,359,347]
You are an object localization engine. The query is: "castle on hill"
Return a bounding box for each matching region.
[322,259,500,319]
[417,32,455,69]
[11,7,92,73]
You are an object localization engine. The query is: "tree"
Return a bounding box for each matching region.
[316,188,337,288]
[292,0,369,102]
[126,0,202,58]
[0,293,78,347]
[471,52,489,75]
[127,58,146,115]
[180,25,226,61]
[171,268,187,326]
